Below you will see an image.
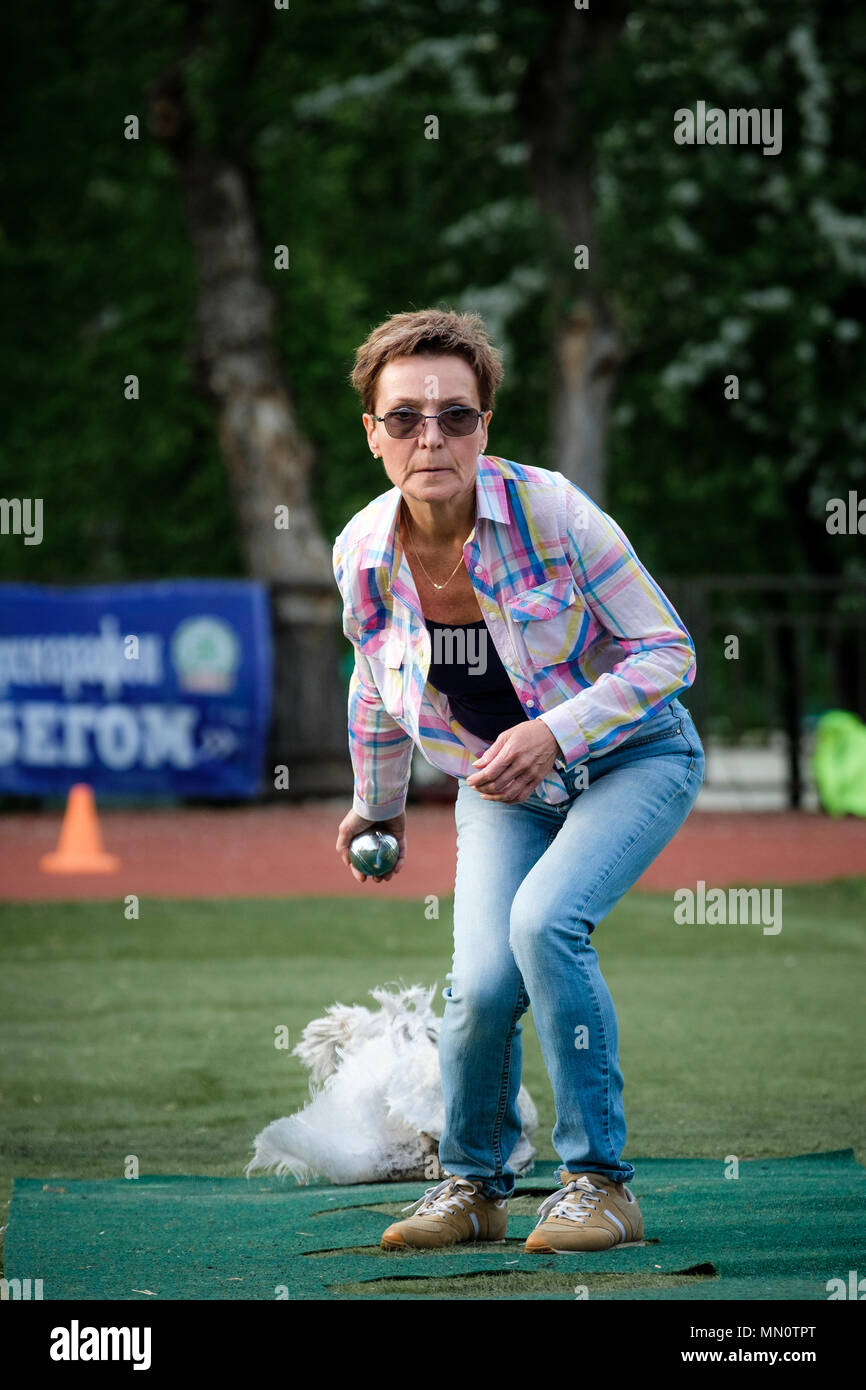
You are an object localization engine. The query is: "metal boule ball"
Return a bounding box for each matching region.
[348,829,400,878]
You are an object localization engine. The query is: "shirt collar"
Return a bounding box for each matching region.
[358,453,511,572]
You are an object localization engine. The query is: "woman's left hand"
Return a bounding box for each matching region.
[466,719,563,802]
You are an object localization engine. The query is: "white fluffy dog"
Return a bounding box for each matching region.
[245,982,539,1185]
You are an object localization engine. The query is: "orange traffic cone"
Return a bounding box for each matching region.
[40,783,120,874]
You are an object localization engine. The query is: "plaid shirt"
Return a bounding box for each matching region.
[332,454,696,820]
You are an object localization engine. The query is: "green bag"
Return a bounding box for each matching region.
[813,710,866,817]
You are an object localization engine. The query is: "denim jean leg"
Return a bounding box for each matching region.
[437,781,561,1200]
[508,722,705,1187]
[509,893,631,1184]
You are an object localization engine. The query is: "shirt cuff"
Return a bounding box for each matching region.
[537,704,590,770]
[352,788,408,821]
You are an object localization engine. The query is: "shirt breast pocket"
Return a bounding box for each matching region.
[357,624,406,719]
[506,576,587,668]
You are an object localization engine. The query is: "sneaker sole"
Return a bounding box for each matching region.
[524,1237,646,1253]
[381,1234,508,1250]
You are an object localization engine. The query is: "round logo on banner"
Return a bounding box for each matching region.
[170,616,240,693]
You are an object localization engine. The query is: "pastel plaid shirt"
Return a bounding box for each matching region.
[332,454,696,820]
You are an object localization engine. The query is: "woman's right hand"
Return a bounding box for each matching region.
[335,809,407,884]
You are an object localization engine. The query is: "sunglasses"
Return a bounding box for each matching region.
[372,406,484,439]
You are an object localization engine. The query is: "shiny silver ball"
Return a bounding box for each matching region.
[348,829,400,878]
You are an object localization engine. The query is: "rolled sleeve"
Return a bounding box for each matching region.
[333,537,414,819]
[347,651,414,819]
[538,704,590,769]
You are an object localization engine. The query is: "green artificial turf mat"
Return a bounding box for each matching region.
[3,886,865,1298]
[5,1151,864,1301]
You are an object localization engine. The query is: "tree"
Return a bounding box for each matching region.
[143,0,351,794]
[516,0,631,505]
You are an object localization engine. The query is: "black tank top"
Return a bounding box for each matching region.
[424,618,529,743]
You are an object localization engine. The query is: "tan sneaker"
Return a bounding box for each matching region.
[381,1175,508,1250]
[525,1170,644,1252]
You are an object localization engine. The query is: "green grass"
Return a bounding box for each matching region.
[2,881,865,1281]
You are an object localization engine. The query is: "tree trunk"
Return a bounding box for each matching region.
[517,1,629,505]
[146,49,350,797]
[146,74,331,587]
[550,296,624,506]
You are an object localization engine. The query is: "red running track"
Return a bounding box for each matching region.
[1,802,865,900]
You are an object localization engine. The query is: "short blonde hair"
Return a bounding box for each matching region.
[350,307,505,415]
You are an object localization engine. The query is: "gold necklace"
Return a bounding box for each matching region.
[400,504,475,591]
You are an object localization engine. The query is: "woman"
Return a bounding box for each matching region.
[333,307,705,1253]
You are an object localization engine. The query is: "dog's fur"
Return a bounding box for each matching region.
[245,982,538,1185]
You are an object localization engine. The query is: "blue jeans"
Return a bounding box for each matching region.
[437,696,706,1199]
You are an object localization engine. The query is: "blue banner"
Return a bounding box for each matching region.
[0,581,273,798]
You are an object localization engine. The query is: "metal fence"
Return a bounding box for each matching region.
[662,576,866,809]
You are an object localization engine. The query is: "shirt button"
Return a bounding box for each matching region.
[474,564,483,574]
[527,699,535,707]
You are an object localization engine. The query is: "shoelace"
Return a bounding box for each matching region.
[401,1176,482,1221]
[534,1175,610,1226]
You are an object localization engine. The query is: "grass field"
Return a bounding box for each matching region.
[2,880,865,1281]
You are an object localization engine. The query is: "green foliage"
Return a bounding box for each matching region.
[600,2,866,579]
[1,0,863,585]
[0,0,239,582]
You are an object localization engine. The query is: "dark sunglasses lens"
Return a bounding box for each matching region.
[384,410,422,437]
[382,407,479,437]
[439,407,479,436]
